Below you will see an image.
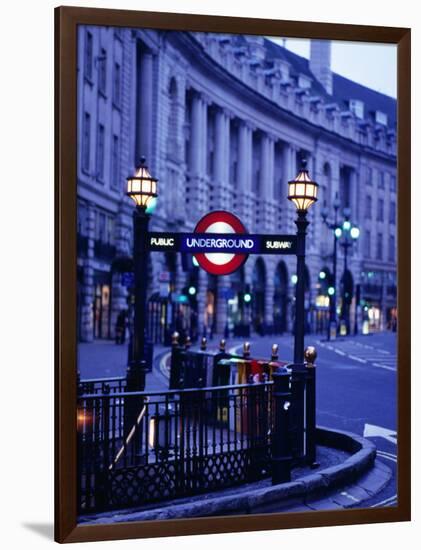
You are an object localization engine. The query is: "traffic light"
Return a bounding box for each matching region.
[243,292,252,303]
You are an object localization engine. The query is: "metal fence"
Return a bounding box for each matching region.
[77,340,317,515]
[77,382,274,513]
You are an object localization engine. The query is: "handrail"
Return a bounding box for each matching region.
[108,397,149,471]
[80,375,126,383]
[78,380,274,400]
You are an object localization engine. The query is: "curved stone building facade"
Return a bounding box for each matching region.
[77,26,397,342]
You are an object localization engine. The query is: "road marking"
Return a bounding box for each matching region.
[371,495,397,508]
[334,349,346,356]
[348,355,367,364]
[373,362,396,372]
[159,352,171,379]
[340,491,360,503]
[364,423,397,445]
[369,450,397,508]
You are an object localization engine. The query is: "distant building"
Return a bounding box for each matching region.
[77,26,397,342]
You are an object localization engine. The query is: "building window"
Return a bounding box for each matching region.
[375,110,388,126]
[96,124,105,181]
[96,211,106,241]
[366,167,373,186]
[389,235,395,262]
[377,233,383,260]
[365,195,372,218]
[378,171,385,189]
[111,135,120,190]
[82,112,91,172]
[390,175,396,192]
[349,99,364,119]
[113,62,121,107]
[85,31,93,80]
[95,211,115,245]
[77,202,89,235]
[364,230,371,258]
[377,199,384,222]
[98,48,107,95]
[390,202,396,224]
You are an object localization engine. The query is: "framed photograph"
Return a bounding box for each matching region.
[55,6,411,543]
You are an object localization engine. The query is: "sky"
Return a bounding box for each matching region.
[269,37,397,98]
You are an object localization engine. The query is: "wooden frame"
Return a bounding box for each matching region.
[55,5,411,543]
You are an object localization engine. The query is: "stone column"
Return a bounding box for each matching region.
[264,261,275,330]
[190,92,202,177]
[214,108,226,185]
[261,134,275,231]
[196,269,207,336]
[137,48,154,162]
[188,92,206,213]
[237,121,253,227]
[80,203,95,342]
[284,145,297,233]
[213,108,230,210]
[110,204,131,338]
[215,278,230,335]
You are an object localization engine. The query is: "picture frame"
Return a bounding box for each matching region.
[55,5,411,543]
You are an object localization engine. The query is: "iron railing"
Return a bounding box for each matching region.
[78,376,127,395]
[77,382,274,513]
[77,340,318,516]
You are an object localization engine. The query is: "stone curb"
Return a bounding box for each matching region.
[81,426,377,524]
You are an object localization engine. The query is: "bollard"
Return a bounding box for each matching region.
[271,366,292,484]
[304,346,319,468]
[243,341,251,358]
[172,331,180,346]
[271,343,279,362]
[219,338,226,352]
[169,331,182,390]
[200,337,207,351]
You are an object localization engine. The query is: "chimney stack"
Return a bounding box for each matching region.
[309,40,332,95]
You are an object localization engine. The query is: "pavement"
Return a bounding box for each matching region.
[78,329,397,511]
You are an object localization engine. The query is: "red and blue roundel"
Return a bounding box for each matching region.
[193,211,248,275]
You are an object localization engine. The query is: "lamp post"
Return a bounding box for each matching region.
[340,209,360,335]
[321,193,341,340]
[288,158,319,365]
[126,157,158,392]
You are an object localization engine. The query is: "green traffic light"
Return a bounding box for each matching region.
[244,293,252,303]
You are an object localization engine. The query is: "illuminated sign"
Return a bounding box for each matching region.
[146,210,297,275]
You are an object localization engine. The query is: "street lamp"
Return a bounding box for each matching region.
[288,158,319,365]
[321,192,341,340]
[340,210,360,335]
[126,157,158,392]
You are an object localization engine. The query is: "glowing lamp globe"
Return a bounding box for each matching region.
[287,158,319,212]
[127,157,158,209]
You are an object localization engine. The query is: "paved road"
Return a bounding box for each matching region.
[79,330,398,509]
[231,331,398,509]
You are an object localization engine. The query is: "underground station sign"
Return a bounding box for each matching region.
[147,211,297,276]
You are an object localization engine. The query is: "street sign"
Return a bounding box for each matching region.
[192,211,248,275]
[145,211,297,275]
